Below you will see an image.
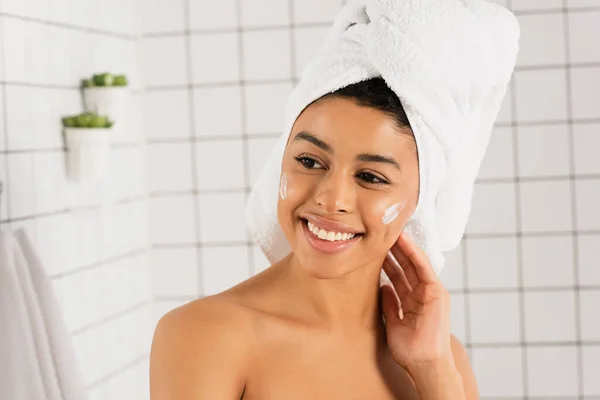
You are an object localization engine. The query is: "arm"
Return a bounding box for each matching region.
[407,335,478,400]
[150,299,251,400]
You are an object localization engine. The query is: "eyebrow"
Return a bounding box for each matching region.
[293,130,402,171]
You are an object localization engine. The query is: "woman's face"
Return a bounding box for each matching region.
[277,97,420,278]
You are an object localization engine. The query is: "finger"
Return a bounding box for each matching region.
[389,242,420,290]
[380,285,403,326]
[398,232,440,285]
[382,253,412,300]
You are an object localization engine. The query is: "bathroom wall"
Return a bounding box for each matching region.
[0,0,151,399]
[142,1,600,399]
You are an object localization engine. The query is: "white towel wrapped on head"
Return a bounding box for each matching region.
[246,0,520,273]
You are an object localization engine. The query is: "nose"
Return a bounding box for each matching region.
[313,170,355,214]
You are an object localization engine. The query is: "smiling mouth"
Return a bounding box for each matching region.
[300,218,364,242]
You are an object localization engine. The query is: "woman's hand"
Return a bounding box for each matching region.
[380,231,453,371]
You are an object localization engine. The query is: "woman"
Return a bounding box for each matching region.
[150,78,476,399]
[150,0,519,398]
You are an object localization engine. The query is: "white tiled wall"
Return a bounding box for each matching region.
[142,1,600,398]
[0,0,151,399]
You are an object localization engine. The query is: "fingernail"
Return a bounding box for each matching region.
[398,307,404,320]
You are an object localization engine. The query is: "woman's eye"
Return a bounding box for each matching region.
[357,172,388,185]
[295,156,324,170]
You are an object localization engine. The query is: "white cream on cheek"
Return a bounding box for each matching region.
[381,201,407,225]
[279,172,288,200]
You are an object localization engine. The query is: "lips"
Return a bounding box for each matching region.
[299,215,363,254]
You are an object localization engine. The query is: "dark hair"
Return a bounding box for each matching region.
[321,77,413,135]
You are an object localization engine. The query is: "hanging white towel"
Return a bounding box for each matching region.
[0,229,87,400]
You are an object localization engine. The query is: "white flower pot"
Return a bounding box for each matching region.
[83,86,130,117]
[64,127,111,180]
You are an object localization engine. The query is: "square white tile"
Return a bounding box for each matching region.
[32,152,67,215]
[251,245,271,274]
[141,37,187,87]
[522,236,575,287]
[245,82,293,134]
[1,18,28,82]
[519,180,573,233]
[201,246,250,295]
[143,90,190,140]
[191,33,240,84]
[466,237,519,289]
[35,213,76,276]
[440,243,465,291]
[580,290,600,341]
[514,69,568,123]
[511,0,563,10]
[4,85,35,150]
[293,0,343,24]
[578,235,600,285]
[241,0,290,27]
[468,292,521,343]
[582,345,600,396]
[148,143,193,192]
[449,293,467,343]
[150,195,196,244]
[195,140,245,190]
[7,153,35,219]
[576,179,600,230]
[517,13,566,67]
[477,126,515,179]
[247,137,279,186]
[567,0,600,7]
[568,11,600,64]
[573,123,600,175]
[151,248,198,297]
[570,67,600,120]
[242,30,291,81]
[293,26,330,78]
[526,346,579,397]
[194,86,243,137]
[517,124,570,178]
[141,0,185,34]
[466,183,517,234]
[198,192,248,243]
[524,291,577,342]
[471,347,524,398]
[190,0,237,30]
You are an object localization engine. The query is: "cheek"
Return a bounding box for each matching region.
[381,201,407,225]
[365,197,409,231]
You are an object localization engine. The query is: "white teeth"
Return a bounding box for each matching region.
[306,220,358,242]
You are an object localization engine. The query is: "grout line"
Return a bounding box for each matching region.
[49,247,149,280]
[152,241,255,249]
[0,195,147,224]
[85,354,149,389]
[506,0,529,393]
[145,132,282,143]
[0,12,137,40]
[71,301,151,337]
[562,3,585,398]
[450,286,600,294]
[183,0,205,299]
[0,15,11,223]
[141,21,332,38]
[235,0,255,277]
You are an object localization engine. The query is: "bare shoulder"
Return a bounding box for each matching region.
[450,334,479,400]
[150,294,256,400]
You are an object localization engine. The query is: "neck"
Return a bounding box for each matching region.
[277,252,387,336]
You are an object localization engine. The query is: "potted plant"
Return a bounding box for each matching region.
[81,73,129,116]
[62,111,114,180]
